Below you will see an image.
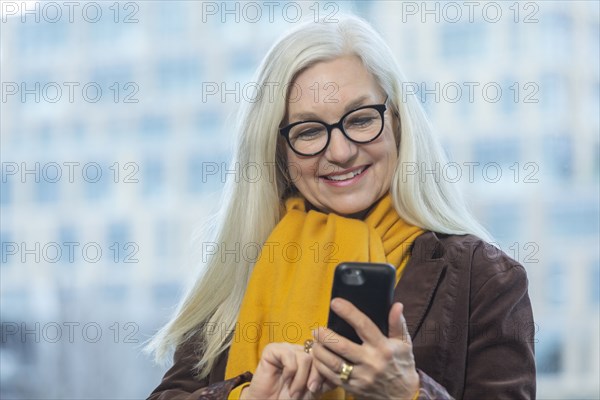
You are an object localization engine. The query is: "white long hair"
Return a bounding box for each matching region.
[145,14,492,378]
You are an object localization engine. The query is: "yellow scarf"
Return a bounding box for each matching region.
[225,194,424,399]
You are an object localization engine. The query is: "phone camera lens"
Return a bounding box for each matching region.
[341,268,365,285]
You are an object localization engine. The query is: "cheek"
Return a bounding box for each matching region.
[379,135,398,182]
[378,150,397,179]
[380,130,398,168]
[285,150,299,180]
[286,153,317,185]
[387,153,398,180]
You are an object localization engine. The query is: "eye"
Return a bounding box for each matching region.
[299,128,322,138]
[347,116,376,127]
[290,124,327,141]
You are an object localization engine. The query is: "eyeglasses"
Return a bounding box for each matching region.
[279,97,388,156]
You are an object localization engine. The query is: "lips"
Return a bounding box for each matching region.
[322,165,369,182]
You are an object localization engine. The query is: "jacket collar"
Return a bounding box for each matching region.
[394,231,448,338]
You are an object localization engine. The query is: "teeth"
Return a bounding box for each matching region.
[325,167,366,181]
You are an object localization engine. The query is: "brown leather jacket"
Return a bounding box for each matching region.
[148,232,536,399]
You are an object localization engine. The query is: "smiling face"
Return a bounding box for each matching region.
[284,55,399,217]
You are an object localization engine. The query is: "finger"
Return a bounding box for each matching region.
[306,360,324,394]
[289,351,312,398]
[311,349,353,389]
[313,327,361,364]
[279,345,299,387]
[388,302,412,345]
[304,375,337,399]
[311,353,343,388]
[304,377,338,399]
[311,339,358,387]
[330,298,386,345]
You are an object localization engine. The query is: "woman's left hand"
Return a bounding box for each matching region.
[310,299,420,400]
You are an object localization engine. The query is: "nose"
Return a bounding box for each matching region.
[325,127,358,164]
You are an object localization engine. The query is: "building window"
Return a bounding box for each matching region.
[100,284,129,302]
[157,2,187,35]
[195,110,220,139]
[547,199,599,236]
[484,202,522,244]
[500,77,518,115]
[230,50,256,75]
[591,260,600,306]
[542,134,572,182]
[593,139,600,182]
[90,65,133,104]
[154,219,178,259]
[58,225,77,266]
[142,158,164,197]
[187,153,226,194]
[546,262,566,307]
[472,137,521,168]
[139,115,169,138]
[1,180,11,205]
[83,163,110,201]
[1,231,12,266]
[540,73,567,118]
[542,11,572,61]
[35,179,59,204]
[156,58,202,92]
[18,17,68,53]
[152,282,182,306]
[535,323,563,375]
[107,222,131,263]
[441,23,486,60]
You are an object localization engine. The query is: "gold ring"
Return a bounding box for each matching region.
[304,339,314,354]
[339,362,354,382]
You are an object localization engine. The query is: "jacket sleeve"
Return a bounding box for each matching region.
[147,337,252,400]
[416,369,455,399]
[463,245,536,399]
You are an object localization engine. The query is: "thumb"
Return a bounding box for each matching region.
[388,302,412,344]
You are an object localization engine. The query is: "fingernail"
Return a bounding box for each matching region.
[289,391,297,399]
[308,381,319,393]
[331,298,340,310]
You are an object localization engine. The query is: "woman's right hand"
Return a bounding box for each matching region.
[240,342,316,399]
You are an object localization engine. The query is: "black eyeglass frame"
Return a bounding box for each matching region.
[279,97,389,157]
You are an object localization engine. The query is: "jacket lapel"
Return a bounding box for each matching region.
[394,231,447,338]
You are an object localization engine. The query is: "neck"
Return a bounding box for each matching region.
[343,204,377,220]
[304,195,386,220]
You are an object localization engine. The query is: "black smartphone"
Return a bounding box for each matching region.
[326,262,396,344]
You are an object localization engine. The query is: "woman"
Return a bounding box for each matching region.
[147,15,535,400]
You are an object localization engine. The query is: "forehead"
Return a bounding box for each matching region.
[288,55,381,114]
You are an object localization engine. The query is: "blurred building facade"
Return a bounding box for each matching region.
[1,1,598,398]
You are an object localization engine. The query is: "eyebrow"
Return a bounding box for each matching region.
[289,95,373,123]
